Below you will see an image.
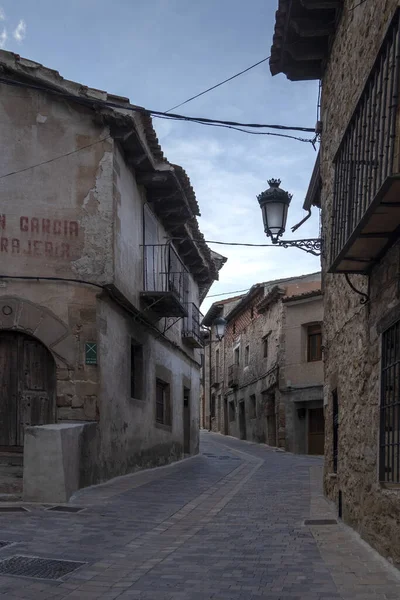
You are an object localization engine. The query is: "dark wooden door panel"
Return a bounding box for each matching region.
[0,332,55,448]
[0,333,18,446]
[22,340,47,391]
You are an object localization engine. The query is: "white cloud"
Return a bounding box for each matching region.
[0,27,6,49]
[0,7,5,21]
[13,19,26,42]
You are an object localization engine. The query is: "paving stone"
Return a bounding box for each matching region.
[0,432,398,599]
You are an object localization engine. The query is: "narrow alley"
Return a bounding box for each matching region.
[0,432,398,600]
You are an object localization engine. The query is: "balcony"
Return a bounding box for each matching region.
[228,364,239,388]
[141,244,188,317]
[329,11,400,274]
[182,303,203,348]
[210,366,220,388]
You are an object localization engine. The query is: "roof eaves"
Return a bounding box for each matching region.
[282,289,322,303]
[0,50,220,288]
[225,284,264,322]
[303,152,321,210]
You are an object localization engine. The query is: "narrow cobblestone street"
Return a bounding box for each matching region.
[0,432,399,600]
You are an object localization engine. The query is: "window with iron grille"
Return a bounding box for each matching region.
[330,13,400,268]
[156,379,171,426]
[332,390,339,474]
[307,324,322,362]
[380,321,400,483]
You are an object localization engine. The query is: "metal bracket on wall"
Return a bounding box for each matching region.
[344,273,370,305]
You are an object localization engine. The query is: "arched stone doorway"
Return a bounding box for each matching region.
[0,331,56,451]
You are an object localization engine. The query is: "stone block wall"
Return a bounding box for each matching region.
[321,0,400,565]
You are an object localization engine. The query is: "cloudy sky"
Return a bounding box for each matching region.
[0,0,320,312]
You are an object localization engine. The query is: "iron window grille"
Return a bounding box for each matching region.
[380,320,400,483]
[330,13,400,267]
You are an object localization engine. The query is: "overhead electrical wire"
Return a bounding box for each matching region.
[206,288,251,298]
[165,56,271,113]
[0,77,316,134]
[155,114,316,144]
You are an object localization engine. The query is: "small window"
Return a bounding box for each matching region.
[380,321,400,483]
[229,401,235,422]
[249,395,256,419]
[234,347,240,366]
[156,379,171,426]
[233,323,236,335]
[215,348,220,379]
[263,337,269,359]
[130,341,143,399]
[307,324,322,362]
[211,395,216,418]
[245,345,250,367]
[250,306,254,319]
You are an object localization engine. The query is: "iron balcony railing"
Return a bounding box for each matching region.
[182,303,203,347]
[143,243,189,306]
[330,12,400,266]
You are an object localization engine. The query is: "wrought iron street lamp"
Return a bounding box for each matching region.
[257,179,322,256]
[213,316,227,341]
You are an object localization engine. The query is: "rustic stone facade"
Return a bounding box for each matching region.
[202,273,323,453]
[320,0,400,567]
[270,0,400,567]
[0,50,223,499]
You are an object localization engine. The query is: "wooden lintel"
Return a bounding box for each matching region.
[136,172,171,186]
[126,153,148,167]
[290,16,335,38]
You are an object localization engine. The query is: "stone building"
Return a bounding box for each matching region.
[270,0,400,566]
[0,50,223,502]
[202,272,323,453]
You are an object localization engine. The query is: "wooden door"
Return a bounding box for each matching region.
[0,332,56,450]
[308,407,325,455]
[0,333,19,446]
